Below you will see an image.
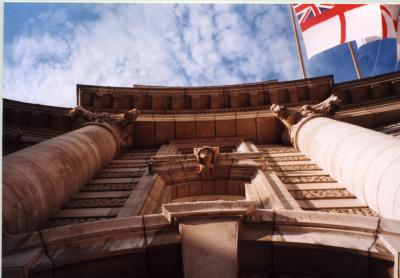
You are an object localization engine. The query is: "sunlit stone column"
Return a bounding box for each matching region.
[271,96,400,220]
[3,107,139,234]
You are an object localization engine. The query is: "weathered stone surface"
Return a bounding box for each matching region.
[194,146,220,175]
[180,217,240,278]
[4,72,400,278]
[3,124,119,234]
[69,106,140,150]
[270,94,341,145]
[162,200,252,222]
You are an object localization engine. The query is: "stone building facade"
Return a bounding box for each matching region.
[3,71,400,277]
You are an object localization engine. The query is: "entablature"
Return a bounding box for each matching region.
[76,72,400,115]
[77,75,333,113]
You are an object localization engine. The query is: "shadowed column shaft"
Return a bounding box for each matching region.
[3,123,119,234]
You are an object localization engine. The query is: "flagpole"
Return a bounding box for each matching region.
[348,42,362,79]
[289,4,307,79]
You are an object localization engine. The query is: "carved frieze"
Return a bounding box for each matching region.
[376,121,400,131]
[266,155,309,162]
[279,175,335,184]
[115,152,156,158]
[69,106,140,150]
[94,171,144,179]
[64,198,128,208]
[315,207,379,217]
[376,121,400,138]
[272,164,320,171]
[258,147,297,154]
[290,189,354,200]
[81,183,137,191]
[106,162,147,168]
[42,217,110,229]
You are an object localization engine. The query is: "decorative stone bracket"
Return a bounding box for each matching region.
[270,95,341,147]
[194,146,220,175]
[69,106,140,151]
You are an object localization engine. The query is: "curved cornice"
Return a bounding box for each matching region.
[3,71,400,148]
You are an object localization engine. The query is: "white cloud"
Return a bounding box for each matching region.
[4,4,301,107]
[10,34,69,67]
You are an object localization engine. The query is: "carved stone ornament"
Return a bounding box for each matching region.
[194,146,220,175]
[69,106,140,150]
[270,95,341,146]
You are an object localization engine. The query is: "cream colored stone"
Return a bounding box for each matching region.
[285,182,344,190]
[41,216,143,243]
[350,138,396,201]
[274,209,378,232]
[376,157,400,218]
[295,116,400,220]
[247,209,274,223]
[180,218,239,278]
[162,200,251,223]
[297,198,364,209]
[273,225,375,252]
[245,182,261,204]
[364,145,400,214]
[252,170,301,210]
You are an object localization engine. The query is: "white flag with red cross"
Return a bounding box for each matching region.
[356,5,400,61]
[293,4,383,58]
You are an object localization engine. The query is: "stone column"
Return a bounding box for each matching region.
[271,96,400,220]
[3,107,139,235]
[180,218,240,278]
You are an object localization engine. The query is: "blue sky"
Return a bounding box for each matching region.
[4,3,399,107]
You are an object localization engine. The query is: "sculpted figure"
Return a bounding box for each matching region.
[69,106,140,150]
[194,146,220,175]
[270,95,341,145]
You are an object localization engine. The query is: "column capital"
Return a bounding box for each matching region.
[270,95,341,147]
[69,106,140,150]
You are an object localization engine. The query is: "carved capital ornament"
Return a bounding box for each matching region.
[270,95,341,148]
[69,106,140,151]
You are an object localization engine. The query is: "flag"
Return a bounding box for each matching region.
[356,5,400,61]
[293,4,383,58]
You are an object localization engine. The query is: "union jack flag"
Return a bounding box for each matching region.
[291,4,383,58]
[293,4,364,43]
[294,4,336,26]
